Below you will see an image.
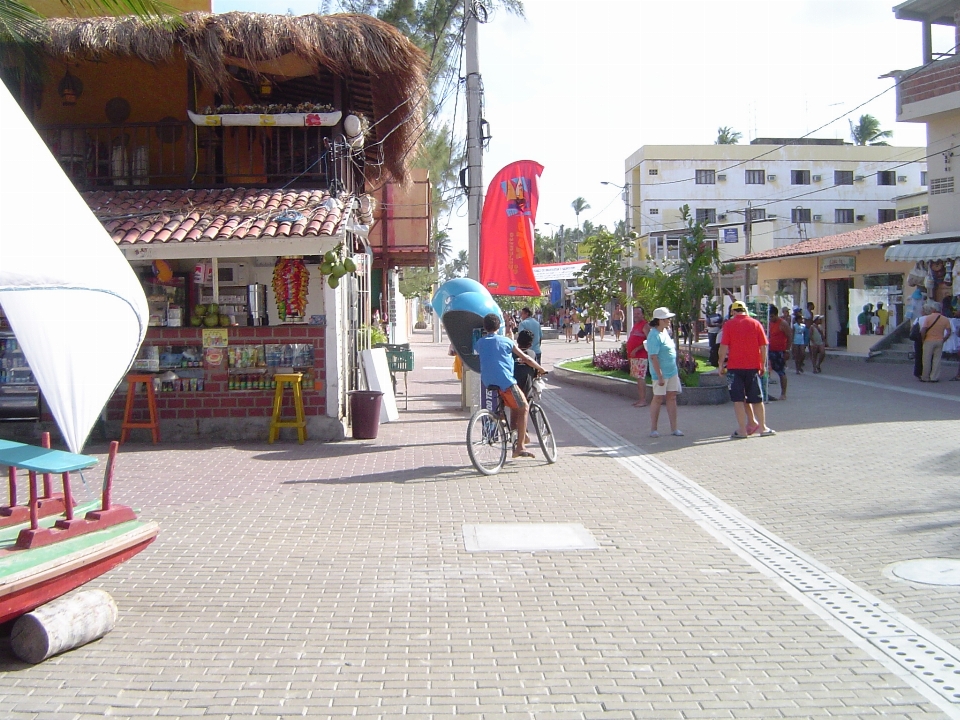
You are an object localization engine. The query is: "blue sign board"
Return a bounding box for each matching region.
[723,228,739,243]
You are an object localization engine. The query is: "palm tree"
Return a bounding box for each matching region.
[434,229,452,265]
[849,114,893,146]
[571,196,590,259]
[715,126,742,145]
[0,0,175,47]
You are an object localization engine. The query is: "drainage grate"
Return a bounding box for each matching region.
[542,392,960,712]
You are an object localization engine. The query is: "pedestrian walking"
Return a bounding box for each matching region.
[518,306,542,363]
[766,304,790,400]
[571,309,582,343]
[920,303,952,382]
[596,310,608,342]
[719,300,774,439]
[646,307,683,438]
[626,306,650,408]
[809,316,826,373]
[612,304,625,342]
[791,309,808,374]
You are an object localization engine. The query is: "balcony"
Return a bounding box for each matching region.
[39,121,344,190]
[896,54,960,121]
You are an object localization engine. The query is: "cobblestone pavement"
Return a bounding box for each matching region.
[1,331,959,718]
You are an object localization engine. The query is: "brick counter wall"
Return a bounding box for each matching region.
[108,325,327,423]
[900,56,960,106]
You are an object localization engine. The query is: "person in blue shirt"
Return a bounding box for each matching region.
[476,313,545,458]
[645,306,683,438]
[517,307,543,363]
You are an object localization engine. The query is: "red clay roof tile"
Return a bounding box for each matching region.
[82,188,350,246]
[732,216,927,262]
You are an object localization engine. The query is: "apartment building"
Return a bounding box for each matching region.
[625,140,927,263]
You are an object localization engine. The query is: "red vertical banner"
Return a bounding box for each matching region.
[480,160,544,296]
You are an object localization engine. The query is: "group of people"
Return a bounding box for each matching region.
[559,305,625,344]
[911,300,954,383]
[624,302,775,439]
[766,304,826,400]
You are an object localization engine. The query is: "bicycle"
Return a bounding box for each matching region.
[466,374,557,475]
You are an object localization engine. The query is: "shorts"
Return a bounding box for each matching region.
[769,350,786,376]
[652,374,681,395]
[629,357,648,380]
[611,320,622,332]
[498,384,529,411]
[728,369,763,404]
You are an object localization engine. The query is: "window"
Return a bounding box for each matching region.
[921,171,928,186]
[791,208,812,223]
[898,206,928,219]
[648,168,658,176]
[878,209,897,223]
[649,208,659,214]
[931,177,954,195]
[877,170,896,185]
[744,169,765,185]
[791,170,811,185]
[835,209,854,224]
[695,208,717,224]
[834,170,854,186]
[695,169,716,184]
[749,208,766,221]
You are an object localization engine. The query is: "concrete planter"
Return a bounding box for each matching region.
[552,362,728,406]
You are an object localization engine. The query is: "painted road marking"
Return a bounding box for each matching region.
[542,391,960,718]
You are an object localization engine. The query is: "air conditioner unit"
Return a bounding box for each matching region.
[812,175,822,182]
[766,174,777,181]
[717,174,727,181]
[898,175,907,182]
[718,214,727,221]
[854,175,865,182]
[856,214,866,221]
[813,214,823,221]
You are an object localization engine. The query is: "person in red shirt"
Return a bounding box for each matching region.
[766,304,790,401]
[626,306,650,407]
[719,301,775,439]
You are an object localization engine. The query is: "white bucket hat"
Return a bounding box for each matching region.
[652,306,675,320]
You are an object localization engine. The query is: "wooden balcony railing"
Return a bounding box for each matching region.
[39,121,347,190]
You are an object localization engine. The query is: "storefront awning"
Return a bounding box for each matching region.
[884,241,960,261]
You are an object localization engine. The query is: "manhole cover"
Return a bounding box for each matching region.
[462,523,599,552]
[887,558,960,586]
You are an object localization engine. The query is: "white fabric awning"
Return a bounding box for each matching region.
[885,241,960,261]
[533,262,586,281]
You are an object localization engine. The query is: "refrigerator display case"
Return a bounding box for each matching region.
[0,331,40,420]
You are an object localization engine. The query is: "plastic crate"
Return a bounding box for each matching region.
[385,349,414,374]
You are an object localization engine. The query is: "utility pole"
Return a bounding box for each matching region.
[463,0,484,410]
[743,201,753,302]
[465,0,483,282]
[557,224,564,263]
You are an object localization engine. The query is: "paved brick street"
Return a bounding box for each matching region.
[2,331,960,718]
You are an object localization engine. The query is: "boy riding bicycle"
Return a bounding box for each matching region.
[476,313,545,458]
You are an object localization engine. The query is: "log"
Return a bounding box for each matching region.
[10,589,118,663]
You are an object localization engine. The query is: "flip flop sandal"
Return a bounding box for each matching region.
[730,432,749,440]
[746,422,760,436]
[760,429,777,437]
[512,450,535,458]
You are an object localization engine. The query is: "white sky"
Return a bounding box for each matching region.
[216,0,949,256]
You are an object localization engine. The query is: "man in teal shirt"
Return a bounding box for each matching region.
[518,307,542,363]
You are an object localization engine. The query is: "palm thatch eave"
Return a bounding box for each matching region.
[38,11,429,184]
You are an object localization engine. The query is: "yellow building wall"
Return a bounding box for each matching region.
[755,250,913,311]
[31,0,209,18]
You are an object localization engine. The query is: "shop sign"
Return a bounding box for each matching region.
[821,255,856,273]
[723,228,739,243]
[202,328,229,348]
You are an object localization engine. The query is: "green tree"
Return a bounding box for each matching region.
[630,205,723,350]
[399,265,438,301]
[0,0,176,46]
[849,114,892,146]
[571,196,590,250]
[715,126,742,145]
[574,228,629,358]
[441,248,468,281]
[533,229,557,265]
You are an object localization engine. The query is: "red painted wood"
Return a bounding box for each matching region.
[18,505,137,548]
[0,495,69,529]
[0,537,155,625]
[40,433,53,499]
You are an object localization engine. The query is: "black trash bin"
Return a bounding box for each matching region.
[349,390,383,439]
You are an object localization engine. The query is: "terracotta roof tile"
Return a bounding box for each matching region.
[83,187,350,246]
[733,216,927,262]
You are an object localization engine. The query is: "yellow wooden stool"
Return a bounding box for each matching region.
[269,373,307,444]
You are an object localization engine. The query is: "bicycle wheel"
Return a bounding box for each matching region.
[467,409,508,475]
[529,402,558,463]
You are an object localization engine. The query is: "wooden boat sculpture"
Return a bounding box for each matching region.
[0,78,156,629]
[0,436,157,625]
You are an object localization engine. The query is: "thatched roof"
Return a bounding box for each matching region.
[38,12,429,184]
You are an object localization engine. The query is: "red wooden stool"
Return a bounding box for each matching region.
[120,374,160,444]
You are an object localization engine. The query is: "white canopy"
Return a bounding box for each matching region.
[885,241,960,262]
[0,85,148,452]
